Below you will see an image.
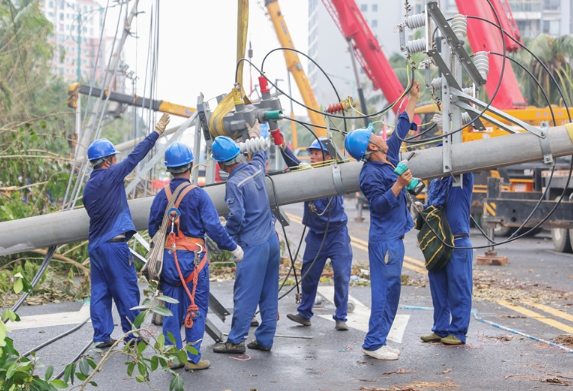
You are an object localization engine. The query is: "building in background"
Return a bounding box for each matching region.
[307,0,407,109]
[42,0,125,91]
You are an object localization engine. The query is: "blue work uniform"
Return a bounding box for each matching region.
[149,178,237,363]
[225,151,280,349]
[425,174,474,343]
[83,132,159,344]
[359,112,417,351]
[280,147,352,322]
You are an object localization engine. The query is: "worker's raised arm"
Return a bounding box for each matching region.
[387,82,420,160]
[109,113,170,181]
[360,169,409,214]
[279,144,301,168]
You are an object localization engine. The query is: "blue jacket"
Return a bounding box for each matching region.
[84,132,159,252]
[148,177,237,252]
[280,146,347,235]
[425,174,474,235]
[359,112,417,241]
[225,151,275,248]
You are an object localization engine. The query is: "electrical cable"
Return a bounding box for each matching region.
[22,317,90,357]
[54,340,93,380]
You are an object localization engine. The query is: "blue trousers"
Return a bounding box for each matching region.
[428,237,473,343]
[297,227,352,321]
[227,235,280,348]
[89,242,140,343]
[161,251,209,364]
[363,238,404,351]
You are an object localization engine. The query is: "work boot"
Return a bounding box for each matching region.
[212,341,246,354]
[420,333,442,343]
[95,338,117,349]
[251,316,259,327]
[168,360,185,370]
[184,359,211,371]
[361,346,399,361]
[247,340,271,351]
[441,335,464,345]
[385,345,401,355]
[287,313,311,326]
[335,321,349,331]
[124,336,149,348]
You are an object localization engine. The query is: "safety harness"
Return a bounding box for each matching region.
[164,183,207,329]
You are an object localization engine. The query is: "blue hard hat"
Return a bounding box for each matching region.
[345,126,373,161]
[308,137,329,152]
[165,142,194,167]
[211,136,240,163]
[88,138,119,161]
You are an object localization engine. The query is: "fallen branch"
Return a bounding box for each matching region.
[30,249,90,274]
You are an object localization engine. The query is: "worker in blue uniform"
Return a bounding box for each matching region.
[344,81,421,360]
[83,113,170,349]
[419,161,474,346]
[279,137,352,331]
[211,121,281,354]
[148,142,243,371]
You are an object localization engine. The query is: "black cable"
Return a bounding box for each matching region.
[22,317,90,357]
[54,340,93,380]
[260,47,348,135]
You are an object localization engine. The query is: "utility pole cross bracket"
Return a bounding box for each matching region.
[332,165,348,195]
[539,122,555,166]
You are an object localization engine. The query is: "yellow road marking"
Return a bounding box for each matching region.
[495,300,573,334]
[402,261,427,275]
[404,256,425,267]
[520,300,573,324]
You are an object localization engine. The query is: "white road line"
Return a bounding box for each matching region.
[316,286,410,343]
[9,305,90,330]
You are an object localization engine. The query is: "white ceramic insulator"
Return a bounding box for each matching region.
[406,38,426,54]
[431,77,443,91]
[239,136,270,154]
[474,51,489,81]
[450,14,467,41]
[406,13,426,29]
[462,112,472,125]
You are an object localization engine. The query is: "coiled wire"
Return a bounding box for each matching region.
[239,136,270,154]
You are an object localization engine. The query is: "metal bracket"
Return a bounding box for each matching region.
[332,165,347,195]
[209,293,231,322]
[539,122,554,166]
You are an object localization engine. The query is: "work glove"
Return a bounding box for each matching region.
[431,113,443,130]
[231,245,244,262]
[246,119,261,138]
[154,113,170,136]
[410,201,424,219]
[219,216,227,227]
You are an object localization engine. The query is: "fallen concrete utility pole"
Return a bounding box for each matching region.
[1,125,573,256]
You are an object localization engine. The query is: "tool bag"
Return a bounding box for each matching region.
[415,205,454,272]
[142,182,192,284]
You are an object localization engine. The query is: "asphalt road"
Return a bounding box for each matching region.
[7,200,573,390]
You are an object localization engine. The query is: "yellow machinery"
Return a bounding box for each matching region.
[264,0,327,147]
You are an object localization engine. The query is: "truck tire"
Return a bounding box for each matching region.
[552,228,572,253]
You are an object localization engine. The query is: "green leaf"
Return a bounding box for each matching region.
[50,379,68,389]
[0,319,11,347]
[2,310,18,323]
[127,362,135,377]
[75,372,87,381]
[13,278,23,294]
[134,312,145,328]
[89,381,98,387]
[177,351,187,366]
[130,305,152,311]
[45,365,54,381]
[150,356,159,371]
[155,333,165,350]
[137,341,147,354]
[137,362,147,377]
[166,332,176,346]
[135,375,145,383]
[185,345,198,356]
[169,374,184,391]
[63,364,75,384]
[150,306,173,317]
[87,359,97,370]
[156,295,179,304]
[79,358,89,376]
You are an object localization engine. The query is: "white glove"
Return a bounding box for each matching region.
[246,119,261,138]
[154,113,170,136]
[431,113,442,130]
[411,201,424,219]
[231,245,244,262]
[219,216,227,227]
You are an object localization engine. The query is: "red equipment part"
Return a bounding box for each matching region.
[488,0,522,52]
[322,0,415,121]
[455,0,526,109]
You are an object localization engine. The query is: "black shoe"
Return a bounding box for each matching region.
[124,336,149,348]
[335,321,349,331]
[95,338,117,349]
[213,341,246,354]
[287,313,311,326]
[251,316,259,327]
[247,340,271,351]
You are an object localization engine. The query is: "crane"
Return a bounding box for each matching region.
[264,0,327,146]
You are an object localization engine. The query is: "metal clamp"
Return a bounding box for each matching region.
[539,122,554,166]
[332,165,347,195]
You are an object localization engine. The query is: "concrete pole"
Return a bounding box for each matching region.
[1,125,573,256]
